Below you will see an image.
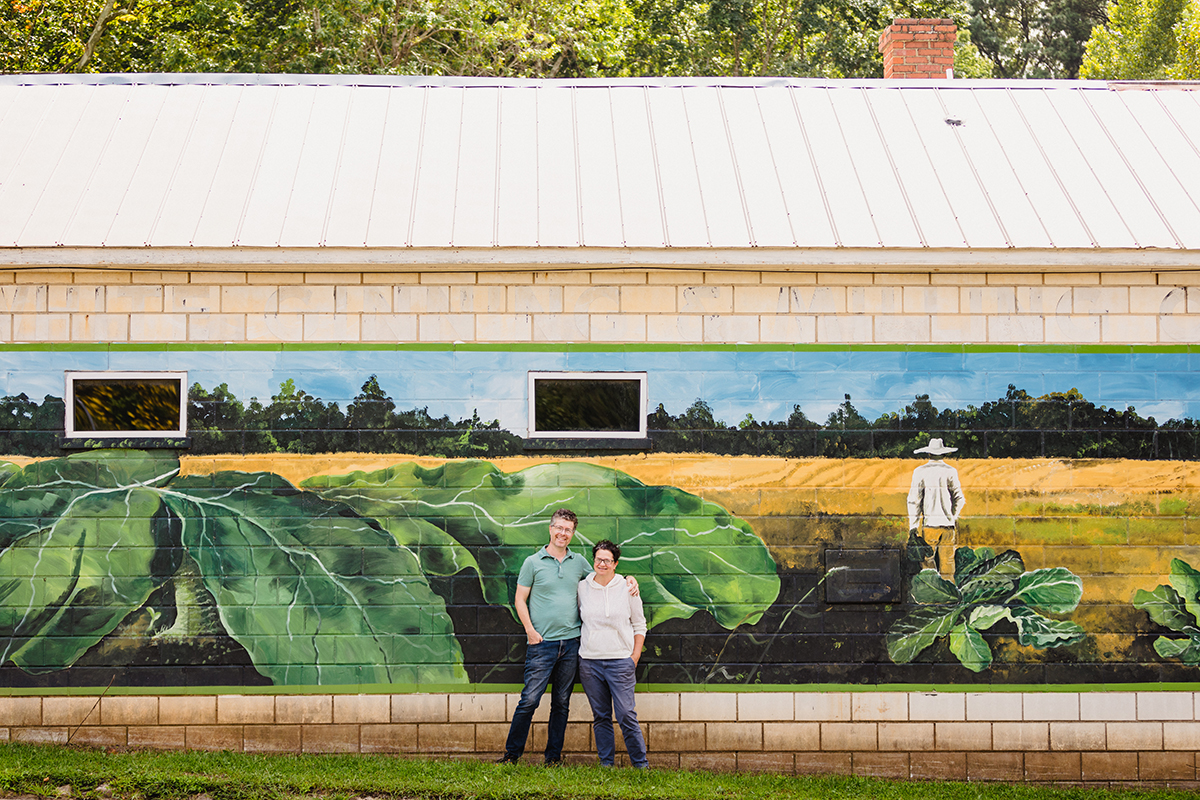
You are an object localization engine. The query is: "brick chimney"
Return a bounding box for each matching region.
[878,18,956,79]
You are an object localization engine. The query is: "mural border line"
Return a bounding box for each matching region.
[0,343,1194,354]
[4,684,1200,697]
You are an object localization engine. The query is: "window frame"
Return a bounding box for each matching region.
[64,370,188,439]
[527,371,648,439]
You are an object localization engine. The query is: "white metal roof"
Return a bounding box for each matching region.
[1,75,1199,264]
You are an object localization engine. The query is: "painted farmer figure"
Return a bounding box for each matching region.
[907,438,966,577]
[499,508,638,765]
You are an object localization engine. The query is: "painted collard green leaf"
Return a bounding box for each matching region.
[1132,558,1200,664]
[161,472,467,686]
[302,460,781,629]
[0,452,179,672]
[886,547,1085,672]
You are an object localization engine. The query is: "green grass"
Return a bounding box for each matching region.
[0,743,1194,800]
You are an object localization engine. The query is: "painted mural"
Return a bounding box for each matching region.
[2,343,1200,689]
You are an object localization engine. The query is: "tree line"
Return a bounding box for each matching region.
[2,376,1199,459]
[651,385,1199,459]
[3,0,1196,80]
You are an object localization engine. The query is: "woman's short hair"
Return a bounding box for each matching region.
[591,539,620,561]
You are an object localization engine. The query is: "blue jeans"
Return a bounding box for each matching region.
[503,637,580,762]
[578,657,648,768]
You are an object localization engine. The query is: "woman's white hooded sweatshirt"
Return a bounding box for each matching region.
[578,572,648,660]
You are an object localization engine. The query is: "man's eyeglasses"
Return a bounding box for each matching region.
[594,558,615,566]
[550,524,574,533]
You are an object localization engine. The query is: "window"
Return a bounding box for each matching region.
[65,371,187,439]
[528,372,647,439]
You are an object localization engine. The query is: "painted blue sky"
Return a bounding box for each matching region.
[1,347,1191,436]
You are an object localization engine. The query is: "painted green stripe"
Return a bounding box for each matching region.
[5,682,1200,697]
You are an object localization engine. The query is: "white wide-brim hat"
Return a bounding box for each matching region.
[914,437,957,455]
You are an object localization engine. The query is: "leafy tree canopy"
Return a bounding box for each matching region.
[1080,0,1199,78]
[965,0,1107,78]
[2,0,989,77]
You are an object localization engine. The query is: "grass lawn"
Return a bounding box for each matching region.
[0,743,1193,800]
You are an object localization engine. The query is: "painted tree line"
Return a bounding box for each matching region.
[1,377,1199,458]
[2,0,1197,79]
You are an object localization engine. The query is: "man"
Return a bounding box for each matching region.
[498,508,637,765]
[907,437,967,577]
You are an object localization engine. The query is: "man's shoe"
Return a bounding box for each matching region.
[543,757,564,767]
[496,755,519,764]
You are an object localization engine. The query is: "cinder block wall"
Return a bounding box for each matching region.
[3,691,1199,784]
[5,264,1200,784]
[0,267,1197,344]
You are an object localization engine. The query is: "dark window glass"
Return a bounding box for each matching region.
[73,379,182,433]
[534,379,640,433]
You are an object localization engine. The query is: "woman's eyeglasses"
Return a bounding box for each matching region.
[594,558,615,566]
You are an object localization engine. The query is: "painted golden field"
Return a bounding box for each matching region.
[179,453,1200,608]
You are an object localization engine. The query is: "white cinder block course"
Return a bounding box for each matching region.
[760,315,817,343]
[703,314,758,342]
[679,285,733,314]
[1046,314,1100,343]
[795,693,851,722]
[680,693,737,721]
[305,314,361,342]
[1023,693,1079,721]
[1102,315,1158,342]
[392,694,449,724]
[591,313,647,342]
[908,693,965,721]
[563,286,620,314]
[1081,692,1137,721]
[738,693,796,721]
[851,692,908,721]
[931,315,988,342]
[790,286,846,315]
[449,694,507,723]
[966,693,1023,721]
[646,314,704,342]
[279,286,335,314]
[1137,692,1194,721]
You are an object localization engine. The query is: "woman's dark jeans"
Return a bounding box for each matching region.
[502,637,580,762]
[579,656,648,768]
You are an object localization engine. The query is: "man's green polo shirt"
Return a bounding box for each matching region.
[517,546,589,641]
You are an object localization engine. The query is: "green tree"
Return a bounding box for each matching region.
[968,0,1107,78]
[627,0,978,77]
[1080,0,1189,78]
[1168,0,1200,76]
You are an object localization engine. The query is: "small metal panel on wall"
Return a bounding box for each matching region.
[823,548,903,605]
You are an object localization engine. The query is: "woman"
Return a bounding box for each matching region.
[577,539,649,768]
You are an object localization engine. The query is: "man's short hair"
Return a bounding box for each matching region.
[550,508,577,527]
[592,539,621,561]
